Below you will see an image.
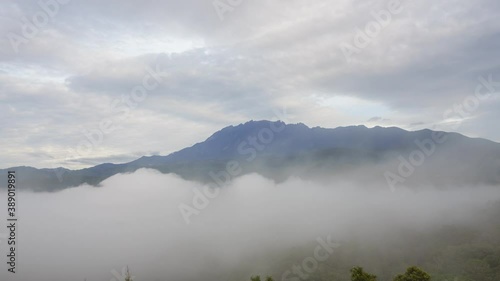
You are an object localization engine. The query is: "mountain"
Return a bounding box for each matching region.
[2,120,500,192]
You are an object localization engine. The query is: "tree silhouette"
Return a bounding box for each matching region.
[350,266,377,281]
[250,275,274,281]
[125,266,133,281]
[393,266,431,281]
[250,275,261,281]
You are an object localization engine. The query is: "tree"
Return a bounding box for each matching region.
[393,266,431,281]
[125,266,133,281]
[250,275,274,281]
[251,276,261,281]
[351,266,377,281]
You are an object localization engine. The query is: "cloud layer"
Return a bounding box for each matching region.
[1,170,500,281]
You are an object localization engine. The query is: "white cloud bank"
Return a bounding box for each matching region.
[0,169,499,281]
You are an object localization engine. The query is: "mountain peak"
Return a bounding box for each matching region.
[3,122,500,192]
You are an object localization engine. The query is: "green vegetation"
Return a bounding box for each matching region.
[250,276,274,281]
[393,266,430,281]
[350,266,378,281]
[252,266,431,281]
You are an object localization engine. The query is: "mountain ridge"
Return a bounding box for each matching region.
[2,120,500,192]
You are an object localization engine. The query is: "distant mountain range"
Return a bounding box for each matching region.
[2,120,500,192]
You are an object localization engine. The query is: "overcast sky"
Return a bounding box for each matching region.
[1,0,499,169]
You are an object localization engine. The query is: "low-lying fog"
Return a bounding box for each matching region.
[1,169,499,281]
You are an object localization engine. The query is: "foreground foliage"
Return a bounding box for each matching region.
[350,266,378,281]
[393,266,431,281]
[253,266,431,281]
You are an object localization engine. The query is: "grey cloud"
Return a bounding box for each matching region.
[367,116,382,122]
[62,152,159,166]
[1,0,500,169]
